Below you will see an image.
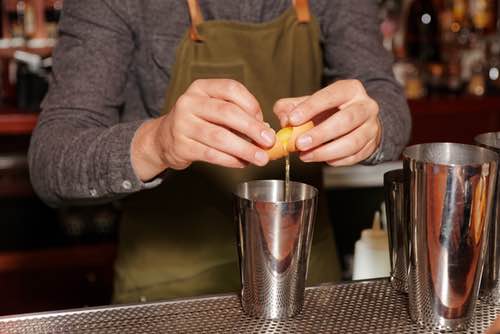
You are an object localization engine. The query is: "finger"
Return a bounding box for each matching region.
[194,97,275,148]
[294,100,376,151]
[299,119,378,163]
[288,80,367,126]
[326,140,377,167]
[273,96,309,127]
[183,137,247,168]
[189,79,263,121]
[189,118,269,166]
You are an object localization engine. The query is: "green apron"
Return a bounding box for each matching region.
[113,0,341,304]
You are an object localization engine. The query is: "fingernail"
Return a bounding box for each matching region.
[301,152,314,162]
[255,151,268,165]
[264,122,271,128]
[261,129,275,146]
[289,111,303,125]
[297,135,313,150]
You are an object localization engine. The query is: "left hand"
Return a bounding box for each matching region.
[273,80,382,166]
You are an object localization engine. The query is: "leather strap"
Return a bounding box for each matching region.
[187,0,204,41]
[293,0,311,23]
[187,0,310,41]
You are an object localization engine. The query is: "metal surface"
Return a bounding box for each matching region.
[0,280,498,333]
[403,143,499,331]
[384,169,408,294]
[234,180,317,319]
[475,132,500,305]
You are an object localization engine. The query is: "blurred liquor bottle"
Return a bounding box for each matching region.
[405,0,442,63]
[23,0,35,39]
[23,0,50,47]
[5,0,26,45]
[380,0,403,54]
[0,3,3,105]
[397,0,442,99]
[0,2,4,38]
[486,38,500,94]
[470,0,496,33]
[45,0,62,40]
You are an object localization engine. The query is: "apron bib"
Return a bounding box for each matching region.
[113,0,341,303]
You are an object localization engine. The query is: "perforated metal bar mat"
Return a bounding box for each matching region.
[0,280,498,333]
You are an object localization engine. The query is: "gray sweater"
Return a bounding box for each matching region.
[28,0,411,207]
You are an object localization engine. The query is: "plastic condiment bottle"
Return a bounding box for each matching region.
[352,211,391,280]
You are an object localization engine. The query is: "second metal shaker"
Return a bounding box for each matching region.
[403,143,498,331]
[475,132,500,305]
[384,169,408,294]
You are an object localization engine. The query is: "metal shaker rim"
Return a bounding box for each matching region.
[403,142,498,167]
[474,132,500,152]
[234,179,318,203]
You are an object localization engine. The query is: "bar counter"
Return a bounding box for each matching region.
[0,279,497,333]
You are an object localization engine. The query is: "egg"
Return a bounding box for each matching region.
[267,121,314,160]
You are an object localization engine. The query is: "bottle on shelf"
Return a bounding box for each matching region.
[4,0,26,47]
[460,33,487,88]
[486,38,500,94]
[0,1,7,48]
[470,0,496,34]
[452,0,468,31]
[25,0,50,48]
[23,0,35,39]
[447,50,465,94]
[467,60,487,95]
[405,0,442,64]
[0,1,3,37]
[44,0,62,40]
[380,0,402,53]
[427,63,447,96]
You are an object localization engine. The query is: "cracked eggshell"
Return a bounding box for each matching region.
[287,121,314,152]
[266,121,314,160]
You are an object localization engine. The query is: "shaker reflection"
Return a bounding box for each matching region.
[475,132,500,305]
[427,165,488,317]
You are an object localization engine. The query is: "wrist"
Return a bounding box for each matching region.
[131,118,168,182]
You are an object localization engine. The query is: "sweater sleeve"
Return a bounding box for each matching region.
[318,0,412,163]
[28,0,160,207]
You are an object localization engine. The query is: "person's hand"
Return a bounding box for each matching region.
[273,80,382,166]
[486,315,500,334]
[132,79,275,181]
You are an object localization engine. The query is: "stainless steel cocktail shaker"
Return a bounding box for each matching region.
[403,143,498,331]
[234,180,318,319]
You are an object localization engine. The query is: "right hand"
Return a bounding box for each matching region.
[131,79,275,181]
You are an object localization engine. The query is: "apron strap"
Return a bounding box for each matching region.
[293,0,311,23]
[186,0,310,41]
[187,0,204,42]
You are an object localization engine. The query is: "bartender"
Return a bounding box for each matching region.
[28,0,411,303]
